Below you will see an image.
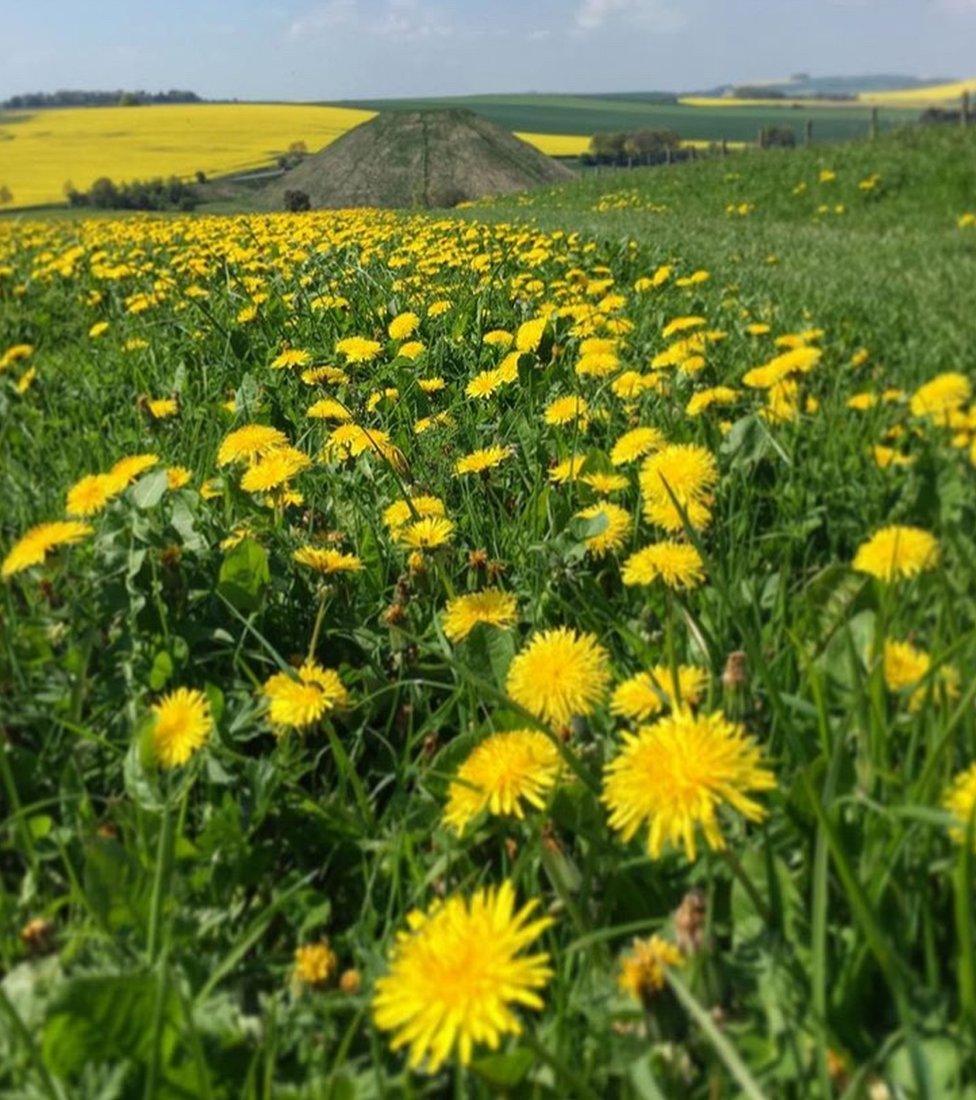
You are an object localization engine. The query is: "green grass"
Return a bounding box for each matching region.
[332,91,919,142]
[1,124,976,1098]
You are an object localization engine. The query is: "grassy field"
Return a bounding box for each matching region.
[0,96,928,211]
[337,92,919,142]
[2,125,976,1098]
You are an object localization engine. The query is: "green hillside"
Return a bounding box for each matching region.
[332,92,919,142]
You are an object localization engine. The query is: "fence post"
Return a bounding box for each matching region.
[963,91,971,127]
[721,138,728,157]
[757,127,766,149]
[804,119,813,147]
[869,107,879,140]
[665,146,672,165]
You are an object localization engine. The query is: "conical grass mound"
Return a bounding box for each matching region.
[261,108,573,210]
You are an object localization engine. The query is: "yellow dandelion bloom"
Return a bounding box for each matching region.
[2,520,93,579]
[580,471,629,494]
[307,398,352,421]
[611,665,709,721]
[217,424,288,466]
[89,321,109,339]
[619,935,685,1002]
[883,639,930,692]
[543,395,588,427]
[444,729,562,833]
[399,516,455,550]
[383,495,445,531]
[549,454,586,484]
[639,444,718,532]
[506,627,610,727]
[516,317,547,352]
[687,387,740,417]
[147,397,177,420]
[418,376,446,394]
[151,688,212,768]
[466,368,504,399]
[336,336,382,363]
[109,453,159,487]
[574,503,630,556]
[262,661,349,730]
[853,525,939,582]
[576,351,619,378]
[166,466,192,491]
[372,881,552,1072]
[621,542,705,589]
[483,329,513,349]
[443,589,518,642]
[910,372,971,424]
[293,546,363,574]
[294,941,338,987]
[269,349,310,371]
[66,473,118,517]
[944,764,976,847]
[388,312,419,340]
[454,446,511,476]
[602,709,775,860]
[662,315,706,339]
[611,427,665,467]
[240,446,311,493]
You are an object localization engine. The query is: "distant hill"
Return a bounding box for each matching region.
[697,74,951,100]
[261,108,573,210]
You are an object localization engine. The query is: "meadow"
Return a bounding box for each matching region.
[0,94,927,210]
[1,124,976,1098]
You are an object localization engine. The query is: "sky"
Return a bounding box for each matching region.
[1,0,974,102]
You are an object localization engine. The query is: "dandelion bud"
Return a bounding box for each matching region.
[673,888,707,955]
[20,917,55,954]
[339,968,361,995]
[722,651,748,690]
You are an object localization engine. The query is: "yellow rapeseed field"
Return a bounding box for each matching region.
[0,103,376,207]
[860,77,976,106]
[0,104,592,208]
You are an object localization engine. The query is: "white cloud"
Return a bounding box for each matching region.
[575,0,686,32]
[289,0,452,41]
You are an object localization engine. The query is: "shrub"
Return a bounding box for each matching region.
[284,189,311,212]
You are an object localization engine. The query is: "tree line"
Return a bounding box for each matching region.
[2,89,200,109]
[65,176,199,211]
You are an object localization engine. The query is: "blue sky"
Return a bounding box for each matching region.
[2,0,973,102]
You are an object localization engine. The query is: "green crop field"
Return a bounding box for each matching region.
[333,91,920,142]
[2,124,976,1098]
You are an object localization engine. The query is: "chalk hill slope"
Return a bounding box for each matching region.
[261,108,573,209]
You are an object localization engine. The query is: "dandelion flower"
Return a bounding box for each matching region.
[270,349,311,370]
[516,317,547,352]
[602,709,775,860]
[383,495,445,531]
[944,764,976,847]
[66,473,118,517]
[611,665,709,721]
[2,520,93,579]
[444,729,561,833]
[455,446,511,476]
[108,453,159,488]
[618,935,684,1003]
[240,446,311,493]
[549,454,586,484]
[611,427,665,467]
[166,466,192,491]
[372,881,552,1072]
[639,444,718,532]
[506,627,610,727]
[294,941,338,986]
[307,398,352,422]
[622,542,705,590]
[336,336,382,363]
[544,395,588,427]
[853,525,939,582]
[580,471,629,494]
[910,372,970,423]
[466,368,504,400]
[263,661,349,730]
[388,312,419,340]
[399,516,455,550]
[443,590,518,642]
[293,546,363,574]
[574,503,630,556]
[151,688,212,768]
[217,425,288,466]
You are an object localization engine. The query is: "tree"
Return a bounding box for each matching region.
[589,131,627,165]
[284,189,311,212]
